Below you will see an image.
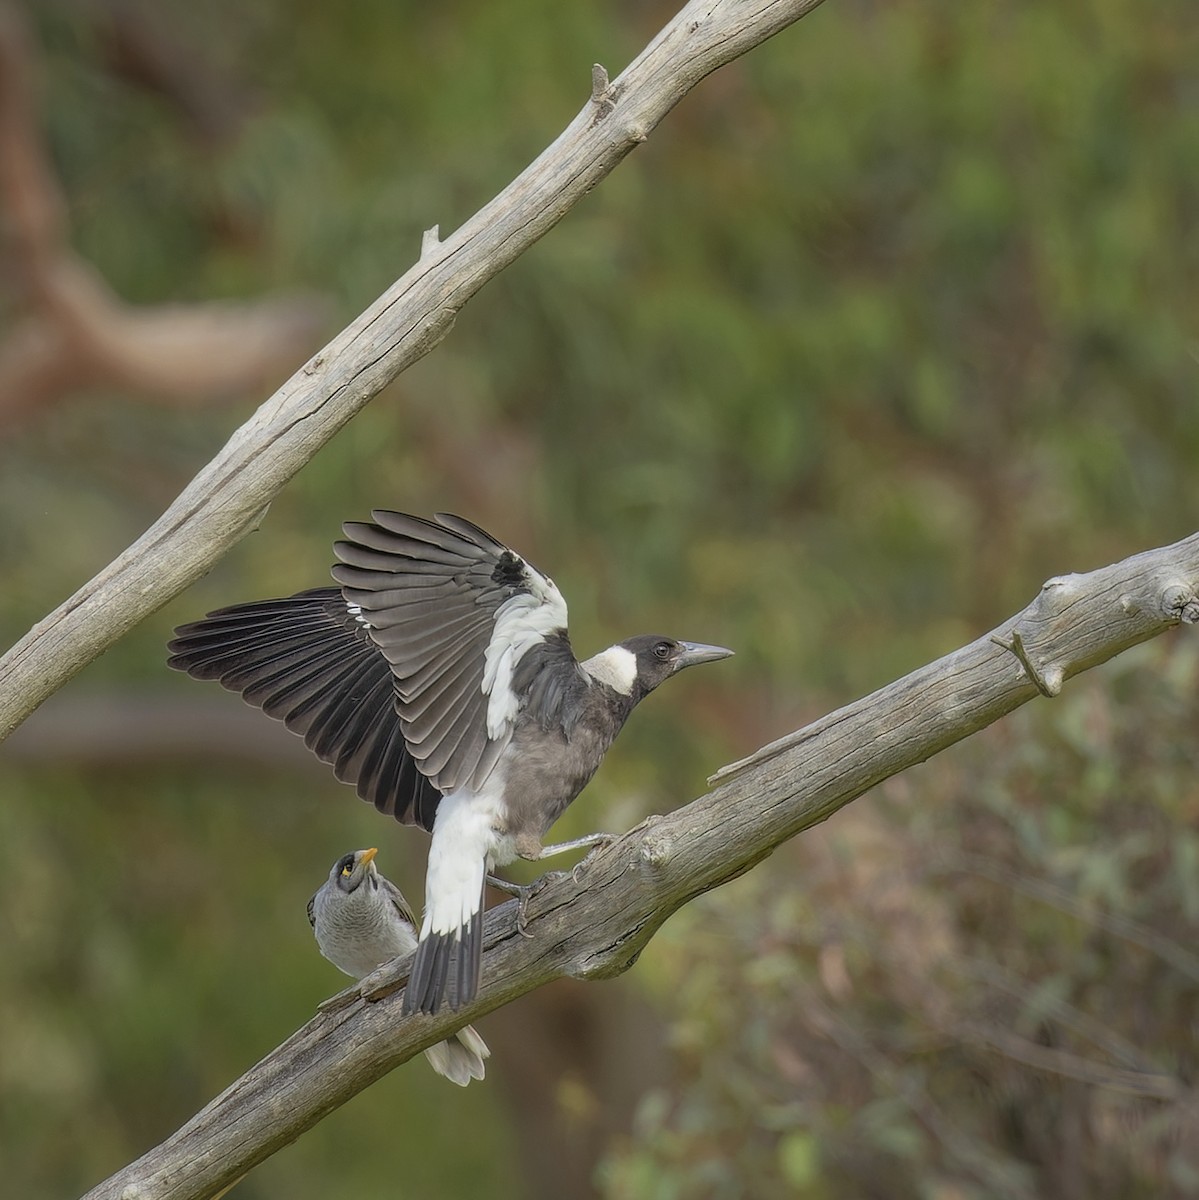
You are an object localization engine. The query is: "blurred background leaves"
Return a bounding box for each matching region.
[1,0,1197,1195]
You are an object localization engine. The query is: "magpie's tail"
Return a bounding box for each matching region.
[403,892,485,1014]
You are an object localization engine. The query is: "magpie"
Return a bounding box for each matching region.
[168,510,733,1014]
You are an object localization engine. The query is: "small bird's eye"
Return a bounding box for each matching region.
[653,641,673,661]
[340,864,352,876]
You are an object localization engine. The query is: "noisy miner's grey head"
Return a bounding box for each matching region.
[327,846,379,894]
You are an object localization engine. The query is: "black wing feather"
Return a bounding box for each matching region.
[167,587,441,830]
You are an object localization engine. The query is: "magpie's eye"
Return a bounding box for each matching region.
[653,641,673,661]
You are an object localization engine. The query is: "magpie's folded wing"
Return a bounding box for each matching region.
[332,511,569,793]
[167,587,441,830]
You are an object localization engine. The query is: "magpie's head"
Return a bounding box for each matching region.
[616,634,734,699]
[329,847,380,895]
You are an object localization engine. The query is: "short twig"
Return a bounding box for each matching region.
[990,628,1061,697]
[590,63,616,122]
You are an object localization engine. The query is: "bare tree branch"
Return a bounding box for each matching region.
[0,0,827,740]
[82,531,1199,1200]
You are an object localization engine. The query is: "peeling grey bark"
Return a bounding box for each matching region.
[82,531,1198,1200]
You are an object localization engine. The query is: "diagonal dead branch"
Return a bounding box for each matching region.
[81,530,1198,1200]
[951,1018,1196,1105]
[0,0,828,739]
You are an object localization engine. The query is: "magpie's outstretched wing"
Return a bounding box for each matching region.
[167,587,441,830]
[333,511,570,794]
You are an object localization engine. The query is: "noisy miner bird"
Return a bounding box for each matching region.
[309,847,489,1086]
[168,510,733,1014]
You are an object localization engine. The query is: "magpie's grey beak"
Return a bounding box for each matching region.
[676,642,734,670]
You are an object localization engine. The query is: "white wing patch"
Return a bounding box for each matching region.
[580,645,638,696]
[345,601,371,628]
[481,563,568,739]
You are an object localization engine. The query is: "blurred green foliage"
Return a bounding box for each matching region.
[1,0,1197,1196]
[602,640,1199,1199]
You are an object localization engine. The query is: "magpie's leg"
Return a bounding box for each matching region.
[497,835,619,935]
[536,832,618,884]
[485,874,524,897]
[535,831,616,860]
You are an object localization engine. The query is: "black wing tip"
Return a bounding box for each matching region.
[431,511,505,548]
[166,589,347,661]
[164,641,227,679]
[166,590,442,829]
[363,772,438,831]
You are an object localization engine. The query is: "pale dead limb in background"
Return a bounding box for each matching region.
[0,3,328,429]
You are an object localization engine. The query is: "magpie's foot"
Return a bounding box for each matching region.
[485,873,525,898]
[516,889,537,939]
[492,871,569,937]
[485,873,540,934]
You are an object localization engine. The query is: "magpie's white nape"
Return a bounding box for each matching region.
[168,511,733,1014]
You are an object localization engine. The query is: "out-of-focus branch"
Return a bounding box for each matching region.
[950,1019,1195,1105]
[0,3,327,428]
[0,4,67,279]
[1,690,322,767]
[930,853,1199,984]
[95,0,255,146]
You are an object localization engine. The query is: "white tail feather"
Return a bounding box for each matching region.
[422,783,506,939]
